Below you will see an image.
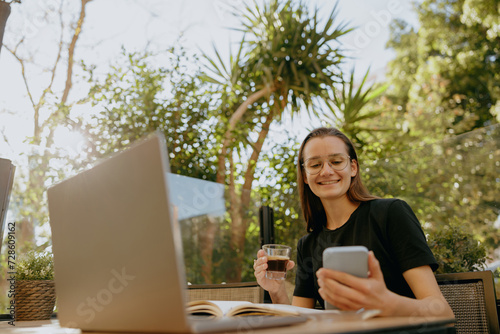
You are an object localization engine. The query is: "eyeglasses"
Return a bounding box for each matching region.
[302,154,351,175]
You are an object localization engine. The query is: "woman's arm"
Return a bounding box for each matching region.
[397,265,453,317]
[291,296,316,308]
[316,251,454,317]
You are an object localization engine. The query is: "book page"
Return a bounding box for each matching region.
[187,300,380,320]
[226,303,302,317]
[251,303,325,314]
[187,300,253,318]
[245,304,380,320]
[205,300,254,315]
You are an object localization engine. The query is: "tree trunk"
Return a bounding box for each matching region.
[0,2,10,56]
[225,109,276,282]
[215,87,274,283]
[216,86,274,184]
[61,0,92,103]
[198,216,218,283]
[225,151,243,282]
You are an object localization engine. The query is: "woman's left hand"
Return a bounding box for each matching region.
[316,251,394,315]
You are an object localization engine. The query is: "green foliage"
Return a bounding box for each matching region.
[365,0,500,270]
[239,214,261,282]
[81,46,219,181]
[365,125,500,251]
[15,251,54,281]
[324,67,389,147]
[201,38,271,157]
[427,223,488,274]
[462,0,500,41]
[385,0,499,138]
[234,0,352,112]
[201,0,356,166]
[257,130,303,271]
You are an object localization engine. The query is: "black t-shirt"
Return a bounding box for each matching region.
[293,198,438,309]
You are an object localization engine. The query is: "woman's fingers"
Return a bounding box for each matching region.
[318,277,365,310]
[254,267,266,281]
[317,268,370,310]
[254,260,267,272]
[254,250,268,282]
[367,251,383,280]
[254,250,268,267]
[317,268,362,290]
[319,286,360,310]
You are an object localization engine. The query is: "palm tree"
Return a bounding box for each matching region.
[203,0,352,282]
[324,68,389,146]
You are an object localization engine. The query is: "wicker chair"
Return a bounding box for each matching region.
[436,270,499,334]
[187,282,264,303]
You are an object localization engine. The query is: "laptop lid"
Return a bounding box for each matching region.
[48,132,192,333]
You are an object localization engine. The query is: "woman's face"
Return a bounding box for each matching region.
[302,136,357,202]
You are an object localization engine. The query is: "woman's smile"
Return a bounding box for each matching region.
[318,179,340,185]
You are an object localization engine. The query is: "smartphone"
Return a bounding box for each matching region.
[322,246,369,310]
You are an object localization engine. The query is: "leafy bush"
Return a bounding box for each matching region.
[427,223,488,274]
[15,251,54,280]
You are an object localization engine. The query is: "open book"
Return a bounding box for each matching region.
[186,300,380,320]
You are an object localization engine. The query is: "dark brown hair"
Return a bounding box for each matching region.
[297,127,379,232]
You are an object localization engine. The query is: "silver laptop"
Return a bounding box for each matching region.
[48,132,306,333]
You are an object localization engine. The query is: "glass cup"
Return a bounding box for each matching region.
[262,244,291,280]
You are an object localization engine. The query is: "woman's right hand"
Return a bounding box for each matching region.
[253,249,295,294]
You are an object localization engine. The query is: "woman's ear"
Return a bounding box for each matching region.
[301,166,309,184]
[351,160,358,177]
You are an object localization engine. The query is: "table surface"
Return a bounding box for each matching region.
[0,315,455,334]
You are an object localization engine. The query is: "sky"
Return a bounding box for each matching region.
[0,0,420,165]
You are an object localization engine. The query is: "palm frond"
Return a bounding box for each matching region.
[325,67,388,136]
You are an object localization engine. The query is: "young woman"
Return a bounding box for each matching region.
[253,127,453,317]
